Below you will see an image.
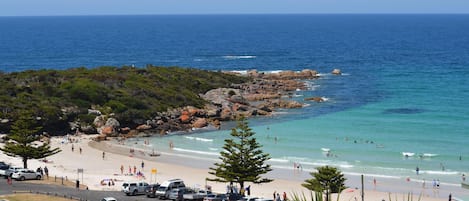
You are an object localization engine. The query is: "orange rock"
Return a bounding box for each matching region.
[180,114,190,123]
[101,126,113,135]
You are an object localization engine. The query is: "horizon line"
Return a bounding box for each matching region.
[1,13,469,17]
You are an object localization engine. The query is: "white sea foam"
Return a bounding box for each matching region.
[229,70,248,75]
[344,172,401,179]
[208,148,218,151]
[222,55,256,59]
[263,70,283,74]
[172,147,219,156]
[421,153,438,157]
[423,170,459,175]
[184,136,213,142]
[269,158,290,163]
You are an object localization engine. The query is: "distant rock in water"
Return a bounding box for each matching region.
[383,108,426,114]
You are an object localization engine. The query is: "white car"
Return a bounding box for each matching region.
[101,197,117,201]
[11,169,42,180]
[3,166,23,178]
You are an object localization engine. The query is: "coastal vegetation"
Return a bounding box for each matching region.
[0,111,61,168]
[207,117,273,194]
[302,166,346,201]
[0,66,249,134]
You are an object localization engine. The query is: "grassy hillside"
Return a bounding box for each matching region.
[0,65,249,134]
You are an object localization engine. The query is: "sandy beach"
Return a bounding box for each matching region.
[1,134,466,201]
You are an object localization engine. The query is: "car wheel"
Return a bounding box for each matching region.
[20,176,25,181]
[132,190,137,196]
[36,175,41,180]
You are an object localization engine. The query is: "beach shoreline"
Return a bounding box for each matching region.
[3,134,465,201]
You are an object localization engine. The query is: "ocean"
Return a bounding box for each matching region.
[1,14,469,186]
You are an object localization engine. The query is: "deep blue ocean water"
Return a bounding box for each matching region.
[1,14,469,185]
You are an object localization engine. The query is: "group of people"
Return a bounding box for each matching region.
[36,166,49,179]
[71,144,83,154]
[273,191,287,201]
[120,161,146,179]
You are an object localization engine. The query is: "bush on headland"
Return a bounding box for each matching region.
[0,65,247,134]
[0,66,323,137]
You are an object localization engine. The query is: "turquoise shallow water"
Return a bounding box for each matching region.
[1,14,469,186]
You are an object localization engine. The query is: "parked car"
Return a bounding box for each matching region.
[101,197,117,201]
[121,181,149,196]
[4,167,23,178]
[203,194,228,201]
[0,163,10,177]
[168,188,187,201]
[145,183,160,198]
[11,169,42,180]
[155,179,186,199]
[238,196,259,201]
[184,189,213,201]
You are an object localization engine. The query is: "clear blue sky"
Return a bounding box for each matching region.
[1,0,469,16]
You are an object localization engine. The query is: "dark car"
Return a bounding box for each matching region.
[145,183,160,198]
[203,194,228,201]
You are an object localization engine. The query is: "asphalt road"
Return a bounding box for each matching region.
[0,178,160,201]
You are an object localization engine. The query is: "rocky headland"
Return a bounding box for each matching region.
[93,69,339,139]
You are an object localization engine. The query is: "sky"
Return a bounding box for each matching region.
[1,0,469,16]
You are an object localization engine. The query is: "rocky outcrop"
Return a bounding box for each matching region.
[305,97,326,102]
[332,69,342,75]
[86,68,337,137]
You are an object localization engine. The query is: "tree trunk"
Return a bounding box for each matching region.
[239,182,244,195]
[23,157,28,169]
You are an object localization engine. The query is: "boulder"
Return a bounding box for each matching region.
[229,95,249,105]
[192,118,208,128]
[220,108,233,121]
[180,114,190,123]
[305,97,325,102]
[136,124,152,131]
[332,69,342,75]
[93,116,106,128]
[101,126,114,135]
[105,118,120,129]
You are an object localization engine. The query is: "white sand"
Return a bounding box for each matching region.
[1,135,463,201]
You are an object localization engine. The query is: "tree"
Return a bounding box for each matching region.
[208,117,272,194]
[302,166,347,201]
[0,112,61,168]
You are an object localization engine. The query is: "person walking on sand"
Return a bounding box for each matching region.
[44,166,49,179]
[72,144,74,152]
[120,165,124,175]
[102,151,105,160]
[79,147,82,154]
[141,161,145,170]
[282,192,287,201]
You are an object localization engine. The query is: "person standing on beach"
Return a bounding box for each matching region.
[141,161,144,170]
[102,151,105,160]
[72,144,74,152]
[44,166,49,179]
[79,147,82,154]
[120,165,124,175]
